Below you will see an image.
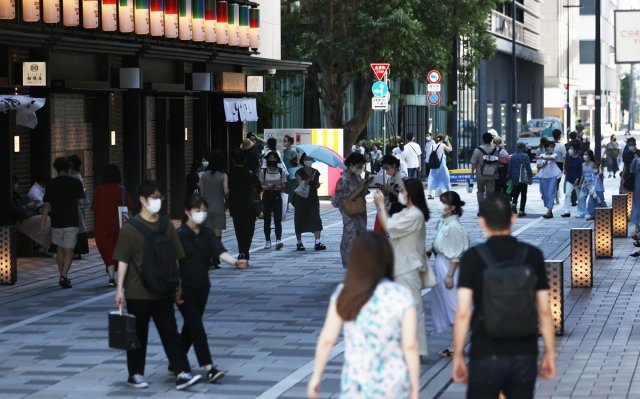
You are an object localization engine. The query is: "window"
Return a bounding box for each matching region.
[487,104,494,129]
[579,40,595,64]
[580,0,595,15]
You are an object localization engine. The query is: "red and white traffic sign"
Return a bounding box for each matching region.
[370,63,390,81]
[427,92,441,106]
[427,70,441,84]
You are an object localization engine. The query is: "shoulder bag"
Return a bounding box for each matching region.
[341,194,366,216]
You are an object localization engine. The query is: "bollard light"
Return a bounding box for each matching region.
[571,228,593,288]
[628,192,633,221]
[0,226,17,285]
[594,207,613,258]
[545,260,564,336]
[612,194,628,237]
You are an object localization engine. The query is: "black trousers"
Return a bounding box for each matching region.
[126,298,190,377]
[468,354,537,399]
[232,213,256,259]
[262,190,282,241]
[511,183,528,211]
[177,285,212,367]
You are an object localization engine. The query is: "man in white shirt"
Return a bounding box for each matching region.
[392,141,409,176]
[351,139,366,155]
[424,133,435,181]
[404,133,422,179]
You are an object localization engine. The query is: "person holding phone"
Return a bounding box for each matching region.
[294,154,326,251]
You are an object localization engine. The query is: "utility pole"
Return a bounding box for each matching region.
[594,0,602,161]
[510,0,517,153]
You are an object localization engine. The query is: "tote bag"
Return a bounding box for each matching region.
[108,311,140,350]
[117,186,129,229]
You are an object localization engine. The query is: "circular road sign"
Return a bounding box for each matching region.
[371,81,389,97]
[427,92,441,106]
[427,70,441,84]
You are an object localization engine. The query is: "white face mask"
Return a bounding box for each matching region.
[568,149,574,156]
[583,155,590,161]
[304,160,313,167]
[191,211,207,225]
[350,166,361,175]
[630,146,636,151]
[145,198,162,214]
[426,136,432,141]
[398,192,407,205]
[201,161,209,169]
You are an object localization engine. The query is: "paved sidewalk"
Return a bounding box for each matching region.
[0,177,638,398]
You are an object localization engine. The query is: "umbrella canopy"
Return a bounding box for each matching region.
[295,144,346,170]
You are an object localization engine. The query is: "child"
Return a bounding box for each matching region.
[586,162,607,221]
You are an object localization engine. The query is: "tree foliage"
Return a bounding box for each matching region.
[282,0,497,151]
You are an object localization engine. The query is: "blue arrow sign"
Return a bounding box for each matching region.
[371,81,388,98]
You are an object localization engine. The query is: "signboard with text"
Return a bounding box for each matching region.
[370,63,390,81]
[22,62,46,87]
[614,10,640,63]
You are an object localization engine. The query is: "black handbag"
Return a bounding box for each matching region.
[108,311,141,350]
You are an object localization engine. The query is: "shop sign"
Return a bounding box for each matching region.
[247,76,263,93]
[22,62,46,86]
[221,72,246,92]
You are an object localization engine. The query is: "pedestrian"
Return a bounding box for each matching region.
[575,150,596,219]
[199,151,228,267]
[260,151,287,250]
[282,135,299,212]
[40,157,85,289]
[294,153,326,251]
[174,196,247,383]
[392,140,409,176]
[426,134,453,199]
[370,144,382,174]
[605,134,620,178]
[12,176,51,257]
[240,137,261,174]
[27,175,46,205]
[92,164,133,287]
[471,132,499,209]
[492,136,509,194]
[561,142,583,217]
[247,132,265,155]
[452,194,556,397]
[429,191,469,358]
[185,160,202,200]
[585,161,607,220]
[260,137,283,169]
[404,133,422,179]
[228,149,262,260]
[536,141,562,219]
[508,142,533,216]
[307,232,420,399]
[68,154,89,259]
[552,129,566,205]
[373,179,430,357]
[621,137,637,193]
[332,152,369,267]
[372,155,405,233]
[113,180,202,391]
[351,139,365,155]
[424,132,435,183]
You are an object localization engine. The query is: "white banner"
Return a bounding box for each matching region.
[615,10,640,64]
[0,95,46,128]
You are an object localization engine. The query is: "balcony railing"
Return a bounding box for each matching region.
[488,11,540,50]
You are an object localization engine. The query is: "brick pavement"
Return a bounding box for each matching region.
[0,177,638,398]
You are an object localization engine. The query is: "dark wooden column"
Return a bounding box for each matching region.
[92,95,110,185]
[0,111,12,225]
[122,90,144,213]
[193,92,211,160]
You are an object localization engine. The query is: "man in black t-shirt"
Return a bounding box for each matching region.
[452,194,556,397]
[41,157,85,289]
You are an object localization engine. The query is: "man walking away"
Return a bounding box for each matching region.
[470,132,500,211]
[405,133,422,179]
[40,157,85,289]
[452,194,556,398]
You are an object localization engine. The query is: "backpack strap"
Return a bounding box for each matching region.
[158,215,170,233]
[477,147,488,156]
[129,218,151,236]
[475,244,496,268]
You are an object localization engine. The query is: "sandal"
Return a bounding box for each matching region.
[438,348,454,358]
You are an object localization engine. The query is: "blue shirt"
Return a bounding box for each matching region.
[565,155,584,184]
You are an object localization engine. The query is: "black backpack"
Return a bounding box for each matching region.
[476,243,538,338]
[428,144,443,169]
[129,216,180,295]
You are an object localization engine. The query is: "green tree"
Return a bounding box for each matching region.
[282,0,497,153]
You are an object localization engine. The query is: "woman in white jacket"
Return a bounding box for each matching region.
[374,178,430,356]
[428,191,469,358]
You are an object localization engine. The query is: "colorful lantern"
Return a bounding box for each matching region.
[215,0,227,44]
[192,0,204,42]
[238,5,249,47]
[119,0,134,32]
[226,3,238,46]
[204,0,215,42]
[83,0,99,28]
[22,0,40,22]
[0,0,15,20]
[135,0,150,34]
[249,7,259,49]
[101,0,117,31]
[178,0,192,40]
[164,0,178,38]
[150,0,164,36]
[63,0,79,26]
[43,0,60,23]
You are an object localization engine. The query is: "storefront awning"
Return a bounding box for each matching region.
[223,98,258,122]
[0,95,46,129]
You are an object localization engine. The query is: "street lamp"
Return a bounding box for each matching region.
[563,3,581,135]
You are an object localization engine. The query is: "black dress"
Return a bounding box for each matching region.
[294,168,323,234]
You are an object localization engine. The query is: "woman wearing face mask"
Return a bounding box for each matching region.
[282,135,298,212]
[199,151,229,267]
[260,151,287,250]
[175,196,247,383]
[575,150,596,219]
[373,179,430,357]
[560,142,584,218]
[428,191,469,358]
[536,142,562,219]
[332,152,369,267]
[294,154,326,251]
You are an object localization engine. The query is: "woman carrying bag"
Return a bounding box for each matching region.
[294,153,326,251]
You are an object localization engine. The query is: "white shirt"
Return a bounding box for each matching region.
[370,149,382,162]
[553,141,566,163]
[404,142,422,168]
[432,215,469,262]
[28,182,45,203]
[536,154,562,179]
[392,147,409,175]
[424,140,435,163]
[351,145,365,155]
[426,143,447,164]
[386,206,426,276]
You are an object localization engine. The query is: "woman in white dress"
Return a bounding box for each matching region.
[374,179,430,357]
[428,191,469,358]
[426,134,453,199]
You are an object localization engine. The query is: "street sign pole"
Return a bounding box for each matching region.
[383,69,388,154]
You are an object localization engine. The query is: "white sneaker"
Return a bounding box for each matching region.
[127,374,149,389]
[264,241,272,249]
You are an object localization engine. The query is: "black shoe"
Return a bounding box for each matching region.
[296,243,305,251]
[571,203,577,207]
[561,213,570,218]
[314,243,326,251]
[477,212,481,217]
[59,276,72,289]
[631,251,640,258]
[108,279,116,288]
[543,213,553,219]
[73,254,81,260]
[175,372,202,390]
[127,374,149,389]
[518,211,526,217]
[238,253,246,260]
[275,240,283,250]
[207,367,225,383]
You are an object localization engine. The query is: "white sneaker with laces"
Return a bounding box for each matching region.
[264,241,272,249]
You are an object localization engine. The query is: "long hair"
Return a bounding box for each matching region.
[337,232,394,321]
[404,179,429,221]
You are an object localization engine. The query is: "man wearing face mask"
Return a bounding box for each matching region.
[622,138,637,191]
[605,134,620,178]
[113,180,202,391]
